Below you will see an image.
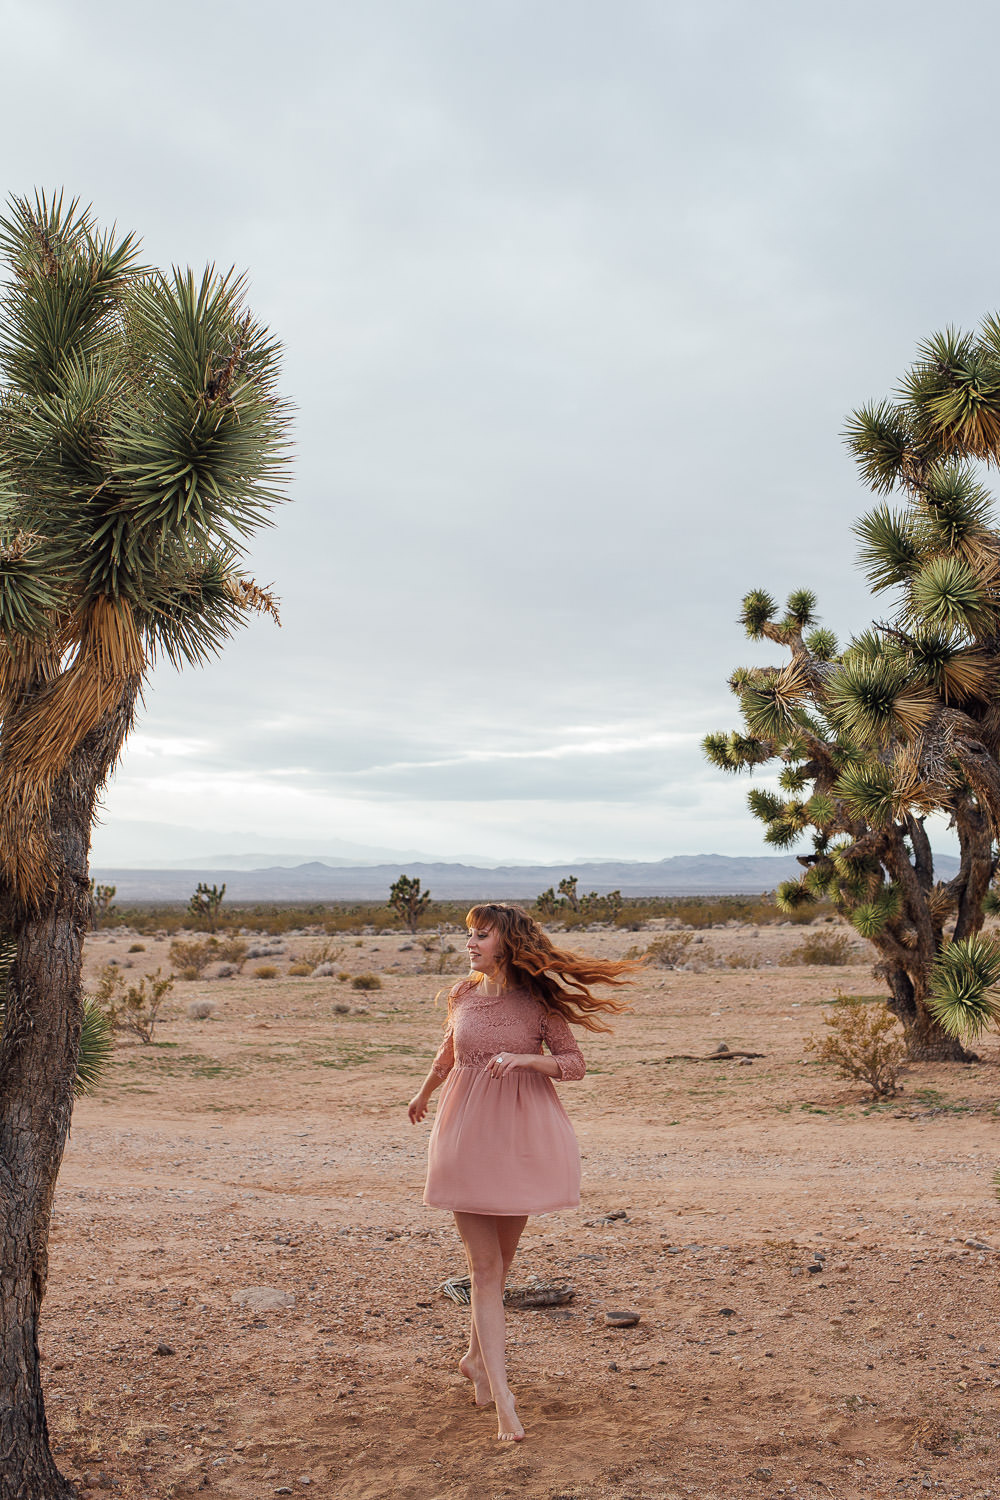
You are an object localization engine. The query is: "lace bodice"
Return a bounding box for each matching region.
[428,980,586,1082]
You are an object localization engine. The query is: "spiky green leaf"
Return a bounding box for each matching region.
[928,936,1000,1038]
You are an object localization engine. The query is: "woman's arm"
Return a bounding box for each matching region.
[408,1022,454,1122]
[408,1068,445,1122]
[490,1053,562,1080]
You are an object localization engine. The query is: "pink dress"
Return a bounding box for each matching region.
[423,980,585,1216]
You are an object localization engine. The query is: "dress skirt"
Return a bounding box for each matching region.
[424,1063,581,1215]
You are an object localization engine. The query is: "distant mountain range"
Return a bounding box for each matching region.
[90,851,962,902]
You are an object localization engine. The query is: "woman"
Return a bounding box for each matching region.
[408,901,638,1442]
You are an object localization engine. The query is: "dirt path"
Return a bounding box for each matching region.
[38,927,1000,1498]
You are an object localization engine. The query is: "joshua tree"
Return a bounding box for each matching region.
[707,311,1000,1056]
[88,878,117,926]
[705,587,985,1059]
[0,193,288,1497]
[557,875,579,911]
[188,879,226,932]
[388,873,431,932]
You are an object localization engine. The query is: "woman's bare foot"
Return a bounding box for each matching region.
[494,1390,524,1442]
[458,1354,491,1406]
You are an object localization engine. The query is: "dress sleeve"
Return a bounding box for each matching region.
[541,1009,586,1081]
[429,1021,454,1082]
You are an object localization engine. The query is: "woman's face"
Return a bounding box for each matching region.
[466,924,504,977]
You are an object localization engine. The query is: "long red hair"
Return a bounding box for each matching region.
[458,901,641,1033]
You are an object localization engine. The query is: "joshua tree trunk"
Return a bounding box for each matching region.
[0,688,136,1500]
[879,961,974,1063]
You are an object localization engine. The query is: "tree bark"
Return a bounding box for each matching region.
[874,959,975,1063]
[0,685,136,1500]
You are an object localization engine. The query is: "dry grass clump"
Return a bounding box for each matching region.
[806,993,906,1098]
[128,943,145,953]
[779,932,854,966]
[287,962,312,977]
[254,964,279,979]
[351,973,382,991]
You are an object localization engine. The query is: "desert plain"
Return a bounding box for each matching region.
[37,919,1000,1500]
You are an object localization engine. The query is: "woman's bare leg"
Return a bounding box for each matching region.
[454,1211,527,1440]
[457,1214,527,1408]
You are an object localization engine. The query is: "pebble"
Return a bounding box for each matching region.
[604,1310,640,1328]
[154,1342,175,1357]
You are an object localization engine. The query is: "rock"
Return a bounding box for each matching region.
[155,1342,175,1357]
[231,1287,295,1313]
[753,1467,773,1480]
[965,1238,992,1250]
[711,1042,731,1055]
[807,1263,822,1274]
[718,1307,736,1317]
[604,1310,640,1328]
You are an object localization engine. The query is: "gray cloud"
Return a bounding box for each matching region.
[6,0,996,860]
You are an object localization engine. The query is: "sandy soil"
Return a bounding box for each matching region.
[36,923,1000,1499]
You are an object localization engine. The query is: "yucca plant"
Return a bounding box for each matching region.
[0,193,289,1498]
[705,312,1000,1064]
[706,587,988,1062]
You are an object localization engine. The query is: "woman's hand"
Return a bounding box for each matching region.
[488,1053,559,1080]
[408,1091,430,1123]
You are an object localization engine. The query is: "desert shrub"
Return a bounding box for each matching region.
[288,963,312,976]
[169,938,216,979]
[128,943,146,953]
[254,964,279,979]
[215,937,248,968]
[93,965,175,1044]
[337,971,351,982]
[716,949,762,969]
[779,932,854,966]
[806,994,906,1098]
[305,941,344,968]
[169,936,247,978]
[644,933,694,968]
[351,973,382,991]
[187,999,216,1021]
[311,961,337,977]
[418,934,458,973]
[246,941,286,959]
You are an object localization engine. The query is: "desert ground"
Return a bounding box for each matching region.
[38,920,1000,1500]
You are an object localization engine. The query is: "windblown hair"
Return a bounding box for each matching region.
[461,901,641,1032]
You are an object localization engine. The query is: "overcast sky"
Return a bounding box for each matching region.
[5,0,998,864]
